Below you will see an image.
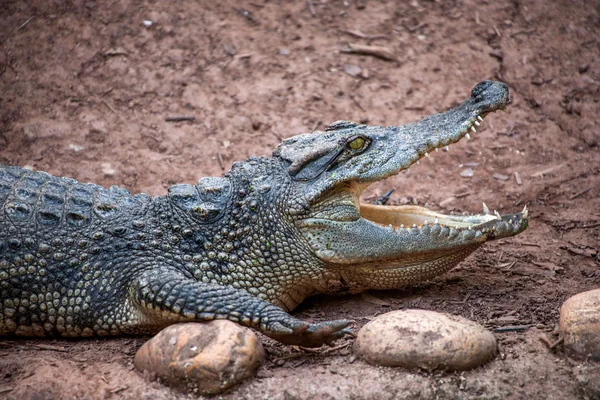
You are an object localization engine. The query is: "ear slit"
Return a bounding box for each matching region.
[290,147,345,181]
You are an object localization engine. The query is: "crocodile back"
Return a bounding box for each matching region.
[0,165,152,336]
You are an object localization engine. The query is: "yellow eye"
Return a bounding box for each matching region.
[349,137,366,151]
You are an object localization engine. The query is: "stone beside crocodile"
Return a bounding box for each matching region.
[0,80,528,347]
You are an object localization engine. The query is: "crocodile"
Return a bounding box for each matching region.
[0,80,527,347]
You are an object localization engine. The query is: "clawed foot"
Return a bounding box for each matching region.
[268,319,354,347]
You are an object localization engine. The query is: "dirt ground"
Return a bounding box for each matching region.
[0,0,599,398]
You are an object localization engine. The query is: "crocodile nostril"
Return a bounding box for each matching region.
[471,80,493,98]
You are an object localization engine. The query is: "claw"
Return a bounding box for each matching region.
[521,205,528,218]
[340,327,357,338]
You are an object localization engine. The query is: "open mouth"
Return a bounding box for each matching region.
[354,110,528,240]
[296,80,528,268]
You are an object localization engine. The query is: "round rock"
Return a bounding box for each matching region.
[560,289,600,361]
[354,310,497,371]
[134,321,265,394]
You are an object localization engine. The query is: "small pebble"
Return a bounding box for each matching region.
[460,168,474,178]
[560,289,600,361]
[492,173,510,181]
[354,310,497,371]
[344,64,362,77]
[101,163,116,177]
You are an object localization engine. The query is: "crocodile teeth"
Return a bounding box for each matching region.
[474,120,481,126]
[424,152,430,157]
[445,146,450,151]
[434,147,439,152]
[482,202,490,215]
[522,205,528,218]
[477,115,483,121]
[494,210,501,219]
[465,133,471,140]
[434,217,439,224]
[471,126,476,133]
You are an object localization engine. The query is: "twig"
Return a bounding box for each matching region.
[569,187,591,200]
[455,191,471,198]
[233,7,260,25]
[101,100,116,113]
[539,336,563,350]
[510,28,536,38]
[350,94,366,111]
[406,22,427,33]
[530,163,566,178]
[493,324,533,333]
[32,344,68,352]
[306,0,316,17]
[217,152,225,170]
[165,116,195,122]
[514,171,522,185]
[322,341,352,354]
[342,43,397,62]
[520,242,541,247]
[291,358,309,368]
[341,29,390,41]
[110,385,129,394]
[16,16,34,31]
[0,387,14,394]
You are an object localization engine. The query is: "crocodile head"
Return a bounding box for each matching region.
[274,80,528,292]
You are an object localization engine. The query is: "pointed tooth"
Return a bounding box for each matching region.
[445,146,450,151]
[425,152,430,157]
[400,224,404,228]
[416,160,420,165]
[474,120,480,126]
[482,202,490,215]
[465,133,471,140]
[471,126,476,133]
[477,115,483,121]
[494,210,501,219]
[434,217,439,224]
[412,224,417,228]
[434,147,439,152]
[522,205,529,218]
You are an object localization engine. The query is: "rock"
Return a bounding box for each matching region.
[354,310,497,371]
[344,64,362,77]
[460,168,474,178]
[560,289,600,361]
[101,163,116,177]
[134,321,265,394]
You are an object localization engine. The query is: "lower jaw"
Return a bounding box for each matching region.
[337,244,481,292]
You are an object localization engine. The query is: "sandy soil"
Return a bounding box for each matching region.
[0,0,599,399]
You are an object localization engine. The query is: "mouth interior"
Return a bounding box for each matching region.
[358,203,499,230]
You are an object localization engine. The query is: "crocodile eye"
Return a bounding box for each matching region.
[348,136,366,151]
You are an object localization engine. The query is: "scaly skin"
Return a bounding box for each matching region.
[0,81,528,346]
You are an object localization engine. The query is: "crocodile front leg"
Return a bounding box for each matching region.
[126,270,353,347]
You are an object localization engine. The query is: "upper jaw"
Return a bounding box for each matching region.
[374,80,510,180]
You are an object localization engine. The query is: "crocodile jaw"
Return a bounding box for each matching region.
[294,81,528,290]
